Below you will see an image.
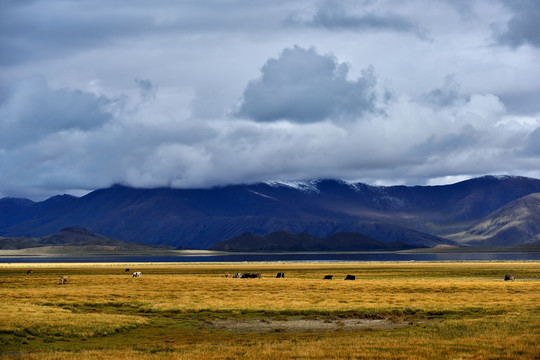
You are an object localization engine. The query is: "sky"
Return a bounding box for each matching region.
[1,0,540,200]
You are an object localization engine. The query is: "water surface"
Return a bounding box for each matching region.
[1,252,538,263]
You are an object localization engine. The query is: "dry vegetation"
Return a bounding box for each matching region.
[0,261,539,359]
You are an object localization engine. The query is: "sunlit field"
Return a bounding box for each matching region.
[1,262,539,359]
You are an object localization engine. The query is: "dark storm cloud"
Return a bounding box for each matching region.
[237,46,376,123]
[289,0,426,38]
[495,0,540,48]
[0,77,112,148]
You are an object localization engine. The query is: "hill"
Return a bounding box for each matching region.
[0,227,167,251]
[210,231,417,251]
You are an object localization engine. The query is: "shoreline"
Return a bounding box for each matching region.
[0,246,538,258]
[1,260,538,269]
[1,246,538,265]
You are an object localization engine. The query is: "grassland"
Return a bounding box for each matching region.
[0,262,538,359]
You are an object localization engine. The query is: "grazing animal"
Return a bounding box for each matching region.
[132,271,142,278]
[125,268,130,272]
[241,273,261,278]
[233,273,242,278]
[57,276,69,285]
[323,275,333,280]
[27,270,33,275]
[276,272,285,278]
[344,275,356,280]
[225,272,230,278]
[504,274,515,281]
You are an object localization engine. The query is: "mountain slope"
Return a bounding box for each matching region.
[455,193,540,246]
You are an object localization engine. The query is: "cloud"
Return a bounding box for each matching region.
[0,1,157,65]
[522,127,540,155]
[0,77,216,198]
[494,0,540,48]
[236,46,376,123]
[0,77,112,149]
[134,78,157,99]
[0,1,293,66]
[0,69,538,200]
[289,0,426,38]
[409,125,479,157]
[422,75,465,108]
[1,2,540,199]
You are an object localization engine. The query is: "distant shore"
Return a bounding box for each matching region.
[0,244,538,258]
[0,247,227,257]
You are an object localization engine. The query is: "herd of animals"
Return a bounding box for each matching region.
[226,272,350,279]
[23,269,517,283]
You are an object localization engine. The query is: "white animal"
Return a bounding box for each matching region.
[132,271,142,278]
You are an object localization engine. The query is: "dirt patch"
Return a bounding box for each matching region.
[208,318,410,333]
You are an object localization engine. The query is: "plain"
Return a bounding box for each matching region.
[0,261,539,359]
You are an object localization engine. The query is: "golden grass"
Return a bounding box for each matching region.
[0,261,539,359]
[0,303,148,338]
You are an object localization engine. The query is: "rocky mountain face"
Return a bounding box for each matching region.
[1,176,539,249]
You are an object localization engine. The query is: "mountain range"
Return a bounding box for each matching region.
[1,175,540,250]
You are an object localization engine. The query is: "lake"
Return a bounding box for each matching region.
[0,252,538,263]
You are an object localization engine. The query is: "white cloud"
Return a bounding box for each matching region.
[236,46,377,123]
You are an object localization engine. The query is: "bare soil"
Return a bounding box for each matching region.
[208,318,411,333]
